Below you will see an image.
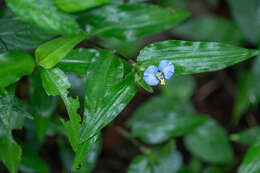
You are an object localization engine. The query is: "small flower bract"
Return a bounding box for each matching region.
[143,60,175,86]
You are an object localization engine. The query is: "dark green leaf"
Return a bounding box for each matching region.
[30,72,58,140]
[19,142,49,173]
[79,50,137,143]
[6,0,80,35]
[36,32,87,69]
[137,40,259,75]
[233,57,260,124]
[172,15,244,45]
[77,136,102,173]
[202,166,222,173]
[127,96,206,144]
[127,143,183,173]
[0,39,7,53]
[228,0,260,45]
[0,135,22,173]
[41,68,81,151]
[184,120,234,164]
[77,4,190,41]
[0,19,54,50]
[127,155,154,173]
[231,126,260,146]
[238,140,260,173]
[73,134,99,170]
[57,48,101,76]
[160,75,195,100]
[55,0,110,13]
[0,51,35,88]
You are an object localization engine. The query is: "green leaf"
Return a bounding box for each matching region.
[57,48,101,76]
[77,136,102,173]
[231,126,260,146]
[135,73,154,93]
[127,155,154,173]
[233,57,260,124]
[29,72,58,140]
[0,39,7,53]
[184,120,234,164]
[0,19,54,50]
[137,40,259,75]
[0,135,22,173]
[41,68,81,151]
[79,50,137,143]
[36,32,87,69]
[59,135,101,173]
[172,15,245,45]
[202,166,222,173]
[238,140,260,173]
[127,96,206,144]
[228,0,260,45]
[19,142,49,173]
[55,0,110,13]
[77,4,190,41]
[6,0,80,35]
[73,134,99,170]
[160,75,195,100]
[127,143,183,173]
[0,51,35,88]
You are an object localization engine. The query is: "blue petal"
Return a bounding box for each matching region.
[143,66,159,86]
[158,60,175,80]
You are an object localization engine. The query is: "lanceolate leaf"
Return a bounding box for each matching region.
[0,51,35,88]
[137,40,259,75]
[6,0,80,35]
[184,120,234,164]
[41,68,81,151]
[238,140,260,173]
[0,19,54,50]
[36,32,87,69]
[127,96,206,144]
[80,52,137,143]
[55,0,110,13]
[77,4,190,41]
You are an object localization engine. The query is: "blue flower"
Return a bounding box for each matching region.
[143,60,174,86]
[143,65,159,86]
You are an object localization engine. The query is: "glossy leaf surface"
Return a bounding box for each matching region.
[137,40,259,75]
[0,51,35,88]
[80,50,136,143]
[6,0,80,35]
[55,0,109,13]
[58,48,103,76]
[0,19,54,50]
[184,120,234,164]
[78,4,190,41]
[36,32,87,69]
[127,96,206,144]
[41,68,81,151]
